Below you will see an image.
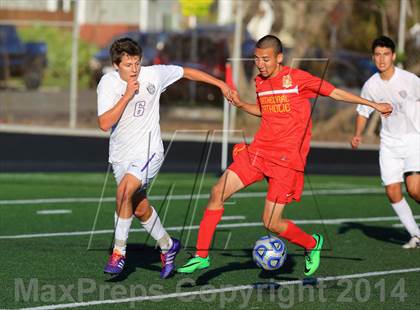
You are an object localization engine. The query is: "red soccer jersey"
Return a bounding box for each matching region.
[248,66,336,171]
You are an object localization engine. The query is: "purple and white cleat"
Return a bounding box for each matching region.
[160,238,181,279]
[104,250,126,275]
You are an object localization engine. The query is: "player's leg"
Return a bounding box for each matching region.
[262,200,316,249]
[401,173,420,248]
[405,172,420,203]
[404,134,420,204]
[114,174,141,251]
[198,169,246,252]
[401,144,420,248]
[126,152,181,278]
[133,191,181,278]
[387,182,420,247]
[381,152,420,248]
[386,183,420,248]
[178,144,263,273]
[263,167,322,276]
[177,169,246,273]
[267,205,322,276]
[133,192,174,254]
[262,200,322,253]
[385,182,404,203]
[104,172,141,275]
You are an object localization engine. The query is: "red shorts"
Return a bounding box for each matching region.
[228,143,304,204]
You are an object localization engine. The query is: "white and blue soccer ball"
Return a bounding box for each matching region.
[252,235,287,270]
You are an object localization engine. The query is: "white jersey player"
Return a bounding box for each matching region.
[97,38,233,278]
[351,36,420,249]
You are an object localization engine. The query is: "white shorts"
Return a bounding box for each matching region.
[112,152,164,188]
[380,134,420,185]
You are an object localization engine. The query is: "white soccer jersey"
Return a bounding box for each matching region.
[356,67,420,147]
[97,65,184,163]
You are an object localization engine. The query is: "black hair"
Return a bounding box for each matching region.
[256,35,283,54]
[371,36,395,53]
[109,37,142,65]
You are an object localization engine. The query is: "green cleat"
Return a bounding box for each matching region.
[304,233,324,276]
[177,256,210,274]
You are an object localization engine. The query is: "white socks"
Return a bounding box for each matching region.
[391,198,420,237]
[113,207,173,256]
[141,206,173,253]
[113,213,133,256]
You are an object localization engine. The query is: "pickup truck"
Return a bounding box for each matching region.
[0,24,47,89]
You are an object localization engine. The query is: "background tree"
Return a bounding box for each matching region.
[233,0,419,142]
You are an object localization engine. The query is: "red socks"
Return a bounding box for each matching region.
[196,208,224,258]
[195,210,314,256]
[279,220,316,250]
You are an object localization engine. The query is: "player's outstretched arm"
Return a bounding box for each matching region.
[182,67,233,101]
[329,88,393,117]
[350,114,368,149]
[230,90,262,117]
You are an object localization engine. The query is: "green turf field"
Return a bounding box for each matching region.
[0,172,419,309]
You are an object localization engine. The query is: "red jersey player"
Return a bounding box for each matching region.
[178,35,393,276]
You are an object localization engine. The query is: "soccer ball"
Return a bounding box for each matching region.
[252,235,287,270]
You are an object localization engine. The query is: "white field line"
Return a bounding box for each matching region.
[2,215,420,240]
[36,210,72,215]
[221,216,246,220]
[0,187,384,206]
[8,267,420,310]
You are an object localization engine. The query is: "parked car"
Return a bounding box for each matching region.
[89,31,170,86]
[0,24,47,89]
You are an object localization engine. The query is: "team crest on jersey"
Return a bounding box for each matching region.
[399,90,407,99]
[282,75,292,88]
[146,83,156,95]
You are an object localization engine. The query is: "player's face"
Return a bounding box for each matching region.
[372,46,395,73]
[254,47,283,78]
[114,54,141,82]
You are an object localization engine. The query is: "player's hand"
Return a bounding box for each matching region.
[375,102,393,118]
[350,135,362,149]
[220,82,233,102]
[230,90,242,107]
[125,78,139,99]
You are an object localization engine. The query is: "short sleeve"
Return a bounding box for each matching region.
[298,70,336,98]
[153,65,184,91]
[357,83,375,118]
[97,75,118,116]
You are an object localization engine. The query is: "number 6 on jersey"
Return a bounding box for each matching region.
[134,101,146,117]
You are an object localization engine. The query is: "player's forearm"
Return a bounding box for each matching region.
[330,88,379,109]
[235,101,262,117]
[98,95,131,131]
[183,67,225,89]
[354,114,368,136]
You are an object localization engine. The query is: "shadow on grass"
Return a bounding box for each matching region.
[104,243,161,283]
[179,249,298,287]
[337,222,410,246]
[177,246,365,288]
[102,244,363,284]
